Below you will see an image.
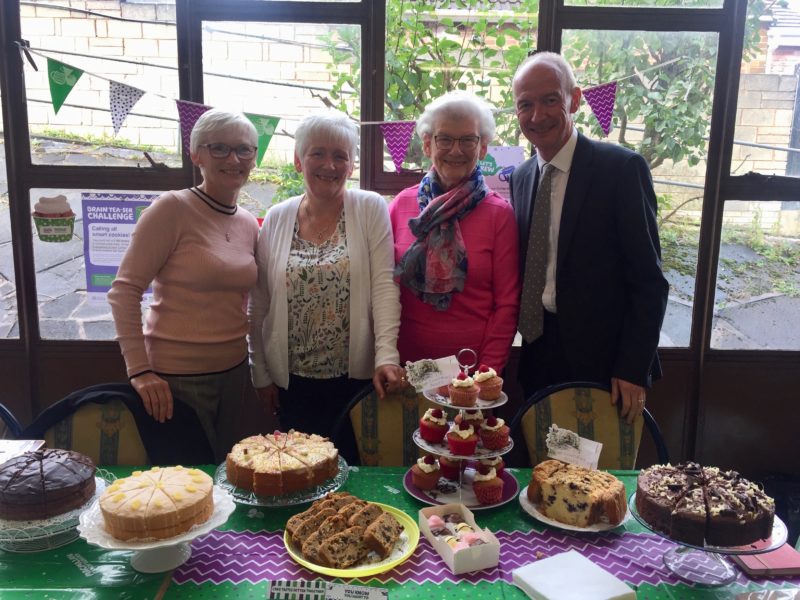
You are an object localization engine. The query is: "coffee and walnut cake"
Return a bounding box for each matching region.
[636,462,775,547]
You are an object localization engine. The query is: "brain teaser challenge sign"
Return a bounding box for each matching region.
[82,192,158,302]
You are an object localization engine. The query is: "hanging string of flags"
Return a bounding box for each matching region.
[23,42,681,171]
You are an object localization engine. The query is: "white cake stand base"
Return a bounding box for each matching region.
[662,546,737,586]
[130,542,192,573]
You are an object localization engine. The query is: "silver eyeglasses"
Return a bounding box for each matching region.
[201,142,257,159]
[433,135,481,151]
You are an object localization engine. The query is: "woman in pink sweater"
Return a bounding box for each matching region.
[108,109,260,461]
[390,92,520,374]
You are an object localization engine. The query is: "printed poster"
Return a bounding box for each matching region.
[81,192,158,303]
[479,146,526,202]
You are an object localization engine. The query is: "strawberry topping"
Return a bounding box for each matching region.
[477,464,493,475]
[458,422,471,431]
[478,364,490,373]
[456,371,468,381]
[431,409,443,418]
[423,455,436,465]
[486,416,498,427]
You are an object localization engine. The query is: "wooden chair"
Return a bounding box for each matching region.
[509,381,669,470]
[21,383,214,466]
[0,402,23,440]
[330,384,439,466]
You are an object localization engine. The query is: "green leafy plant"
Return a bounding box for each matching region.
[272,164,305,204]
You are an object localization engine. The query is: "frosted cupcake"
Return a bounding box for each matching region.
[439,456,467,481]
[419,408,448,444]
[454,408,483,429]
[479,416,510,450]
[479,455,505,477]
[474,364,503,401]
[411,455,441,490]
[446,422,479,456]
[471,464,504,505]
[448,372,479,407]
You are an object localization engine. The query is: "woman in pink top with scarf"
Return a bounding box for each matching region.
[390,92,520,374]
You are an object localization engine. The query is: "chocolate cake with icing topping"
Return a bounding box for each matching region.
[0,449,96,520]
[636,463,775,547]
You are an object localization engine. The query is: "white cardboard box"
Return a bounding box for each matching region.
[419,503,500,575]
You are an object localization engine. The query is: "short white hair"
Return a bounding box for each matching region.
[189,109,257,153]
[294,111,359,159]
[416,91,496,142]
[513,52,579,98]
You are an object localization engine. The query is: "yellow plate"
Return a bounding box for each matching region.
[283,502,420,578]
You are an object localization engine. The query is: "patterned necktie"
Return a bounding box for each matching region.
[518,164,553,343]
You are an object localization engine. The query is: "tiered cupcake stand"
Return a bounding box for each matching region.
[628,493,789,586]
[404,388,518,509]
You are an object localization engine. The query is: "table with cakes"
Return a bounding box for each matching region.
[1,371,798,599]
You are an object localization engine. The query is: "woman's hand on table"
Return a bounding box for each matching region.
[256,384,280,416]
[131,372,173,423]
[373,364,406,398]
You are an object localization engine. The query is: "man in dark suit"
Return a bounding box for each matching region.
[509,52,669,423]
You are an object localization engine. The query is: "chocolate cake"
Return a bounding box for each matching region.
[0,449,96,520]
[636,463,775,547]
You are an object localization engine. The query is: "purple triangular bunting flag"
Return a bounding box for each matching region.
[583,81,617,136]
[380,121,416,172]
[176,99,212,155]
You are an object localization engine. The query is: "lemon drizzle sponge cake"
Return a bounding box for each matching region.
[99,466,213,541]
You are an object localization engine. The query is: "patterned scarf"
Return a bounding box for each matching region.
[395,165,488,310]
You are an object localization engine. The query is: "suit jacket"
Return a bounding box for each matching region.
[509,132,669,387]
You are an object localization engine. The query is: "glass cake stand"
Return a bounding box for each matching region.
[78,485,235,573]
[0,470,111,553]
[213,455,349,507]
[628,492,788,586]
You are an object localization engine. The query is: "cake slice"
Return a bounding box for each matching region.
[301,513,348,564]
[337,499,367,522]
[291,508,336,546]
[320,526,369,569]
[363,511,404,558]
[670,484,706,547]
[347,503,384,529]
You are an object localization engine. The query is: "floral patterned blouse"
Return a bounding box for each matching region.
[286,213,350,378]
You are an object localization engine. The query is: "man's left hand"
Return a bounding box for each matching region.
[611,377,646,424]
[373,364,406,399]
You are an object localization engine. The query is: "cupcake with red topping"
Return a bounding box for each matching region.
[474,364,503,401]
[419,408,448,443]
[448,372,479,407]
[411,455,441,490]
[471,464,504,505]
[446,422,479,456]
[478,455,505,477]
[439,456,467,480]
[454,408,483,429]
[479,416,510,450]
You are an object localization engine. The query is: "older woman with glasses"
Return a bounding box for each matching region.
[390,91,520,374]
[109,109,260,462]
[248,110,404,464]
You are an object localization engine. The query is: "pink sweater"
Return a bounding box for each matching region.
[389,186,520,372]
[108,189,259,377]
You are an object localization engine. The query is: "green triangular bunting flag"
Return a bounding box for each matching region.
[47,58,84,114]
[245,113,280,167]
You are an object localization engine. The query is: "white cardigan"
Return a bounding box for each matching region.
[248,189,401,389]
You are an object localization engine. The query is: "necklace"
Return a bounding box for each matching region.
[302,198,341,243]
[190,187,237,241]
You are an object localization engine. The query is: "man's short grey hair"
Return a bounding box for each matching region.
[416,91,496,143]
[294,111,359,159]
[190,109,257,154]
[513,51,579,98]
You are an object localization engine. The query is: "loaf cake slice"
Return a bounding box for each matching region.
[347,503,384,529]
[363,511,404,558]
[301,514,348,565]
[320,526,369,569]
[291,508,336,546]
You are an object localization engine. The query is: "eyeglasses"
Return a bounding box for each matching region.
[200,142,257,160]
[433,135,481,151]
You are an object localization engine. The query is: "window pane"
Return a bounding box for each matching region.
[201,21,362,206]
[380,1,538,172]
[22,1,182,167]
[711,200,800,350]
[31,188,165,341]
[565,0,722,6]
[733,0,800,178]
[562,29,719,348]
[0,90,18,339]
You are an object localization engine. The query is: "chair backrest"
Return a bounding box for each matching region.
[0,403,24,440]
[331,384,438,466]
[21,383,215,466]
[509,381,666,470]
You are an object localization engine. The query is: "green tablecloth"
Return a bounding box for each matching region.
[0,466,797,600]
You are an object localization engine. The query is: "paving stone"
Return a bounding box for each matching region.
[73,296,113,319]
[39,319,80,340]
[38,293,81,318]
[715,295,800,350]
[662,298,692,348]
[82,320,117,341]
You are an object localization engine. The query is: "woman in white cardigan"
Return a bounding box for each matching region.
[248,111,404,463]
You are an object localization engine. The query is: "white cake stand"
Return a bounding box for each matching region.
[78,486,235,573]
[628,492,788,586]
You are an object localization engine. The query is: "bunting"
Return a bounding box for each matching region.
[47,57,83,114]
[244,113,281,166]
[176,100,212,155]
[380,121,416,172]
[109,80,145,135]
[583,81,617,136]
